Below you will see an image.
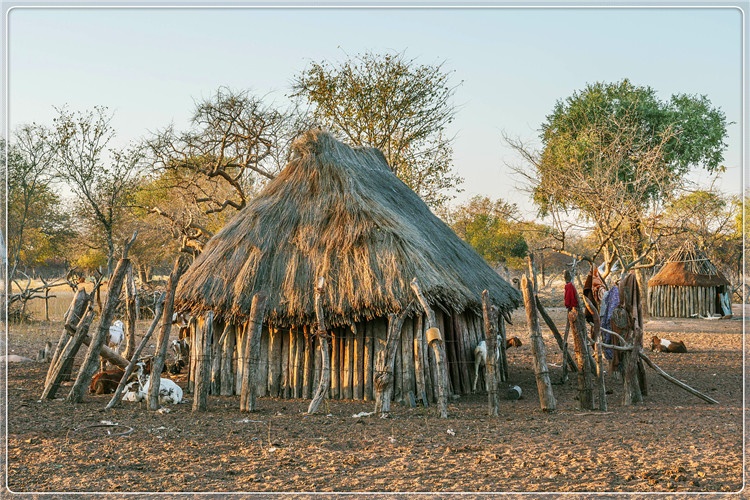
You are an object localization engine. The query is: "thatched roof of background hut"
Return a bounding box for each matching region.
[176,130,521,327]
[648,242,729,287]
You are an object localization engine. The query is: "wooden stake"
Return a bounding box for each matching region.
[411,277,448,418]
[308,277,331,414]
[481,290,499,416]
[149,253,190,410]
[374,311,407,415]
[240,293,267,412]
[193,312,213,412]
[521,274,556,412]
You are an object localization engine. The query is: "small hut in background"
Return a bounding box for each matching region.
[647,243,732,318]
[175,130,521,403]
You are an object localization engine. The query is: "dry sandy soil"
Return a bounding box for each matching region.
[2,299,745,498]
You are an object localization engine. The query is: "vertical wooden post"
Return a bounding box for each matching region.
[68,233,136,404]
[220,324,236,396]
[308,277,332,414]
[149,253,190,410]
[583,296,607,411]
[569,308,594,410]
[413,315,428,406]
[281,327,291,398]
[481,290,499,416]
[268,326,282,397]
[123,264,137,360]
[240,293,267,412]
[343,328,352,399]
[521,274,557,412]
[303,326,313,399]
[401,317,415,401]
[331,329,340,399]
[363,323,374,401]
[352,324,363,400]
[193,312,213,412]
[411,277,448,418]
[374,311,407,414]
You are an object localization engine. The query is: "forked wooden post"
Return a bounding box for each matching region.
[411,277,448,418]
[308,277,331,414]
[569,307,594,411]
[481,290,499,416]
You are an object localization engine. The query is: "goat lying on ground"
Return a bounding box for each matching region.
[89,367,125,394]
[122,361,183,404]
[472,336,523,392]
[651,336,688,353]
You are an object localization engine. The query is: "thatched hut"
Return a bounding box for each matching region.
[647,243,731,318]
[175,130,521,402]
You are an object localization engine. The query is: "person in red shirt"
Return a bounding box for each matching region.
[564,270,578,310]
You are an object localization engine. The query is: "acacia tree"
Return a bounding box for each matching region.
[145,87,299,254]
[508,79,728,292]
[292,51,463,209]
[51,106,144,277]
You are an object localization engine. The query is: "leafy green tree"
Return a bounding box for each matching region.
[449,196,528,268]
[292,51,463,209]
[508,79,728,285]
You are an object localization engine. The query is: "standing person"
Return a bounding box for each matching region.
[564,270,578,311]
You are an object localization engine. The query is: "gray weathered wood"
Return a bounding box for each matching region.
[481,290,499,416]
[240,293,268,412]
[521,274,556,412]
[411,277,448,418]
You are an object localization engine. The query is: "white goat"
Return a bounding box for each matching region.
[472,335,523,392]
[473,337,500,393]
[107,320,125,352]
[121,361,183,405]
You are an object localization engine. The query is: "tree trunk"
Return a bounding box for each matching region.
[521,275,556,412]
[123,264,137,359]
[240,293,267,412]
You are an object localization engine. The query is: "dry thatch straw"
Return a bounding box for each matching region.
[176,130,521,327]
[648,241,729,287]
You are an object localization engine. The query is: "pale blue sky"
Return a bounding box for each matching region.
[5,5,746,215]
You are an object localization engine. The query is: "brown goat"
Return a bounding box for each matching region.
[89,367,125,394]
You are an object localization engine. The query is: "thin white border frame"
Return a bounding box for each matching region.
[2,1,747,496]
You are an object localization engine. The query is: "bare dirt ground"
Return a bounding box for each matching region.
[3,299,745,498]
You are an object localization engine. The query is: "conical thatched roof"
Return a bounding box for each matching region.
[176,130,521,327]
[648,242,729,287]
